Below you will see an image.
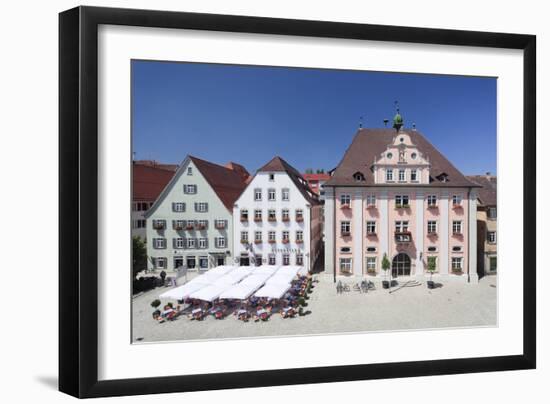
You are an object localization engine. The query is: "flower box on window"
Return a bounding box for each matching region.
[427,204,438,209]
[254,239,262,244]
[215,222,226,230]
[240,217,248,222]
[282,217,290,222]
[153,222,165,230]
[296,239,304,244]
[366,204,376,209]
[282,239,290,244]
[295,216,304,222]
[341,204,351,210]
[341,231,351,237]
[196,224,206,230]
[185,224,195,230]
[254,217,262,222]
[268,239,276,244]
[366,231,377,236]
[240,239,248,244]
[452,203,462,209]
[268,217,277,222]
[173,224,184,231]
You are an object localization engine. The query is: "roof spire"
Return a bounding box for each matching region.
[359,115,364,129]
[393,100,404,132]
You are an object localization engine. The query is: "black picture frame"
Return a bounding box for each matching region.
[59,5,536,398]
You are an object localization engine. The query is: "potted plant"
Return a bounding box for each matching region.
[151,299,161,319]
[381,253,391,289]
[426,256,436,289]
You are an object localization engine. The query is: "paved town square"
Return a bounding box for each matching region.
[132,274,497,343]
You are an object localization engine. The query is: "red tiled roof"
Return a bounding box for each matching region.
[325,128,479,188]
[258,156,320,205]
[466,175,497,206]
[133,163,177,201]
[190,156,249,210]
[302,173,331,181]
[225,161,251,183]
[133,160,178,172]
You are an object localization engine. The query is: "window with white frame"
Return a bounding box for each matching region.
[366,221,376,234]
[254,231,262,242]
[398,169,406,182]
[173,238,185,249]
[254,209,263,221]
[488,207,497,219]
[282,231,290,242]
[172,220,185,230]
[296,253,304,266]
[340,194,351,207]
[452,220,463,234]
[296,230,303,242]
[282,209,290,221]
[198,238,208,249]
[366,257,376,273]
[186,238,196,249]
[452,194,462,206]
[153,257,167,269]
[184,184,197,194]
[153,238,166,249]
[295,209,304,221]
[214,219,227,229]
[195,202,208,212]
[340,258,352,273]
[268,188,276,201]
[451,257,463,271]
[341,221,351,236]
[268,209,276,221]
[395,195,409,207]
[133,219,146,229]
[254,188,262,201]
[268,231,276,242]
[215,237,226,248]
[152,219,166,229]
[283,253,290,265]
[282,188,290,201]
[386,168,394,182]
[268,173,275,181]
[487,231,497,243]
[187,166,193,175]
[240,231,249,243]
[366,194,376,206]
[395,221,409,232]
[268,254,276,265]
[240,209,248,221]
[427,220,437,234]
[427,195,437,207]
[197,219,208,229]
[172,202,185,212]
[411,169,418,182]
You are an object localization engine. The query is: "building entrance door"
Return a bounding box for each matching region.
[216,256,225,266]
[392,253,411,277]
[240,254,250,266]
[174,257,184,269]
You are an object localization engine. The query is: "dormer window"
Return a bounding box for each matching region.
[353,171,365,182]
[187,166,193,175]
[386,169,394,182]
[436,173,449,183]
[269,173,275,181]
[398,169,406,182]
[386,152,393,159]
[411,152,417,160]
[411,169,418,182]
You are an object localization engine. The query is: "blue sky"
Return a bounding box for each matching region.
[132,60,496,175]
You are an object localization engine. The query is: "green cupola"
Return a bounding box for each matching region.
[393,102,403,132]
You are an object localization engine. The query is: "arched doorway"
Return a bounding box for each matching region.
[392,253,411,277]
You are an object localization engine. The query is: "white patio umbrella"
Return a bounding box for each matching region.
[159,280,210,300]
[189,284,231,302]
[254,282,292,299]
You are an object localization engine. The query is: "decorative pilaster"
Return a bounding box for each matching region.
[468,190,479,283]
[324,188,335,275]
[415,191,425,276]
[379,190,389,276]
[353,190,363,276]
[440,191,449,275]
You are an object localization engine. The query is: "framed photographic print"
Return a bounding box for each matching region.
[59,6,536,398]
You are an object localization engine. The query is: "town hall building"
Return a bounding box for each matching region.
[323,111,480,282]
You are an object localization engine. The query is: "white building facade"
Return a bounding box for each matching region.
[233,157,322,271]
[145,156,249,274]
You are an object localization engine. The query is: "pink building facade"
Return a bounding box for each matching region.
[324,123,479,282]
